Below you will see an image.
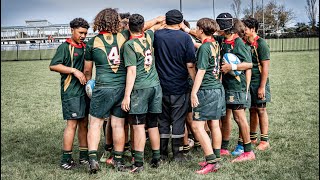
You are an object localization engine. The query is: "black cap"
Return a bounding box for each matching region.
[165,9,183,25]
[216,13,233,31]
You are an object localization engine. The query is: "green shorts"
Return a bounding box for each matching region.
[225,90,247,105]
[62,95,89,120]
[89,86,126,119]
[193,87,225,121]
[250,83,271,105]
[129,85,162,114]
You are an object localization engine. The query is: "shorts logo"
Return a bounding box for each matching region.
[194,112,200,119]
[229,96,234,102]
[72,113,77,117]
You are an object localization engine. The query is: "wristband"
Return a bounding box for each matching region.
[184,27,191,33]
[231,64,237,71]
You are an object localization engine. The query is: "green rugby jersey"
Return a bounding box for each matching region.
[50,39,86,99]
[196,39,222,89]
[249,36,270,83]
[85,30,130,87]
[220,35,252,91]
[123,30,160,90]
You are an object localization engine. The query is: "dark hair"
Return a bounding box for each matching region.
[93,8,120,33]
[70,18,90,29]
[119,12,131,20]
[233,19,246,38]
[183,20,190,28]
[129,14,144,33]
[196,18,220,36]
[242,17,259,33]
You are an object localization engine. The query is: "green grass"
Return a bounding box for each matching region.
[1,51,319,180]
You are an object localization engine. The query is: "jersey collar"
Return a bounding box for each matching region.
[66,38,85,48]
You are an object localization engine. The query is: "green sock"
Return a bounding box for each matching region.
[124,142,130,151]
[183,145,190,154]
[132,150,136,157]
[261,134,269,142]
[134,150,144,167]
[250,132,258,140]
[238,138,243,146]
[88,150,98,161]
[205,154,217,164]
[113,151,123,162]
[61,150,72,163]
[79,147,88,160]
[221,140,229,149]
[213,149,221,160]
[243,142,253,152]
[104,144,113,152]
[152,149,160,160]
[194,141,201,147]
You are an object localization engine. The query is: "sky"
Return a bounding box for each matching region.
[1,0,319,28]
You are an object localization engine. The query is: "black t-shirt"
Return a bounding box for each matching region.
[154,29,196,95]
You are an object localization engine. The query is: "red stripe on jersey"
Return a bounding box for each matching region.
[130,34,144,40]
[203,37,215,43]
[66,38,85,48]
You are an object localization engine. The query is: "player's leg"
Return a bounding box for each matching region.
[231,106,255,163]
[146,113,161,168]
[123,120,132,161]
[171,93,189,162]
[78,116,89,164]
[249,107,259,145]
[61,119,78,170]
[158,94,171,161]
[101,117,113,164]
[129,114,146,173]
[220,109,232,156]
[256,103,270,150]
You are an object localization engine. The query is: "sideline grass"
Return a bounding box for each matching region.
[1,51,319,180]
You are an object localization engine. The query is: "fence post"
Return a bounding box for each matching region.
[16,44,19,61]
[307,34,310,51]
[39,43,41,60]
[281,38,284,52]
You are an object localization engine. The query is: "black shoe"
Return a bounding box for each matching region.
[173,153,188,163]
[149,158,161,168]
[60,158,77,170]
[160,155,168,162]
[130,165,144,173]
[88,159,100,174]
[113,160,130,172]
[79,158,89,165]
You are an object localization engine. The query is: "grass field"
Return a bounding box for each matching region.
[1,51,319,180]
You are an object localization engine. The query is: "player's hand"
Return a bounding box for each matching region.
[121,96,131,112]
[258,86,266,100]
[220,62,232,74]
[73,69,87,85]
[191,93,199,108]
[155,16,165,23]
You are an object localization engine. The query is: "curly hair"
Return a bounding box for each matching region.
[93,8,120,33]
[196,18,220,36]
[233,19,246,38]
[69,18,90,29]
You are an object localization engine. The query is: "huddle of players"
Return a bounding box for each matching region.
[49,7,271,175]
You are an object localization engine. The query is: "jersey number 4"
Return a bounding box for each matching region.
[108,47,120,65]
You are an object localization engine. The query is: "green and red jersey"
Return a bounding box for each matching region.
[220,34,252,91]
[123,30,160,90]
[196,38,222,89]
[248,36,270,84]
[50,38,86,99]
[85,30,130,87]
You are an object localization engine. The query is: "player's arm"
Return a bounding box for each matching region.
[258,59,270,99]
[149,21,166,32]
[144,16,165,31]
[187,62,196,82]
[220,61,252,74]
[180,22,197,37]
[121,66,136,112]
[190,69,205,108]
[49,64,86,85]
[83,60,93,81]
[245,69,252,100]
